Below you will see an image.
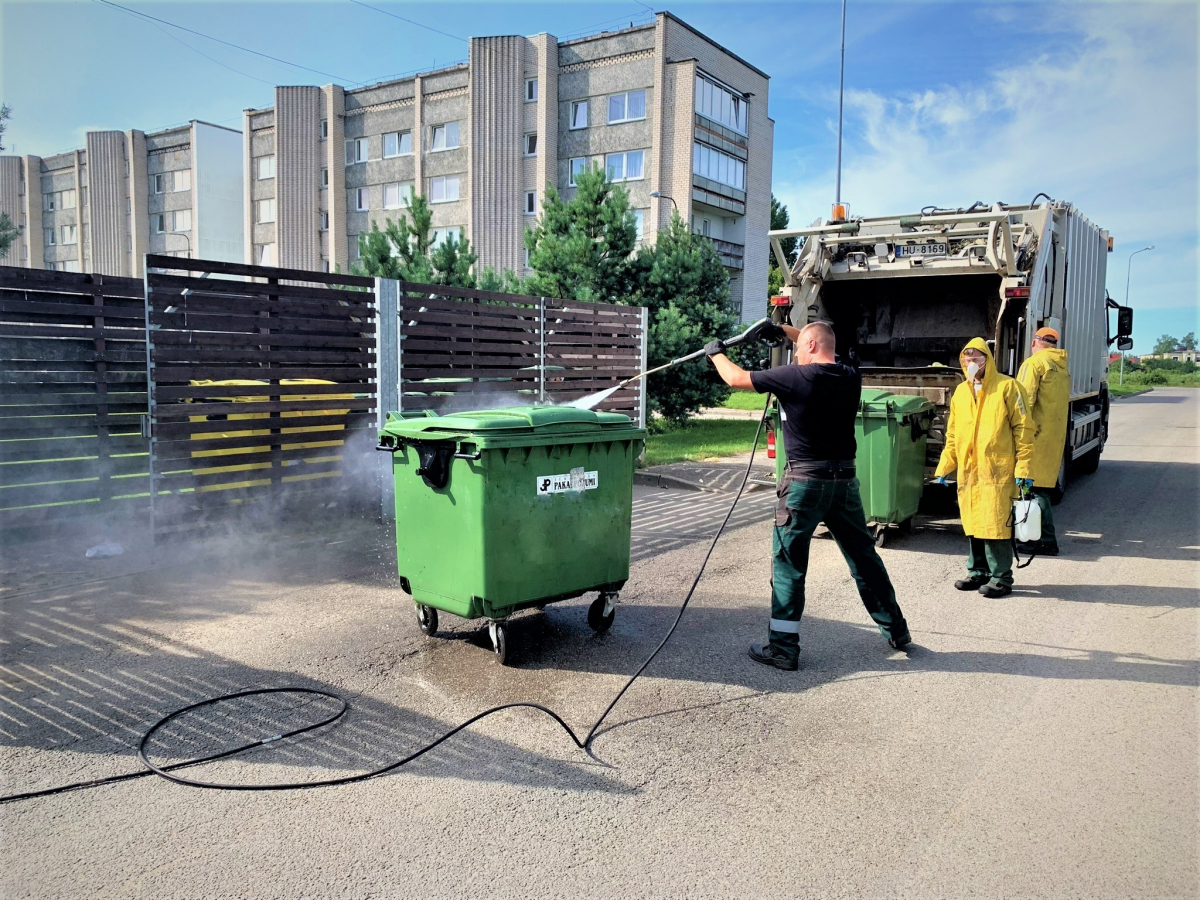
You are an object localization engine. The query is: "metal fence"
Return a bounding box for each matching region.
[377,280,647,424]
[1,259,648,538]
[0,268,149,530]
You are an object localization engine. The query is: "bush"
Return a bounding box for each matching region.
[1144,370,1169,385]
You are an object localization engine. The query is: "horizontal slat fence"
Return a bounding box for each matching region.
[394,281,645,420]
[144,255,377,539]
[0,267,149,529]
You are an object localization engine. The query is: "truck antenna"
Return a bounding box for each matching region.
[833,0,848,222]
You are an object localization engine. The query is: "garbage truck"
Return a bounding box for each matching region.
[767,199,1135,500]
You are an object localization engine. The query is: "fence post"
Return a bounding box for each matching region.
[638,305,649,430]
[376,278,399,521]
[142,264,157,538]
[539,297,547,404]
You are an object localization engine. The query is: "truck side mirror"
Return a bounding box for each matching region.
[1117,337,1133,352]
[1117,306,1133,338]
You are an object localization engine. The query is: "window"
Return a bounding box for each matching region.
[607,89,646,124]
[44,227,55,246]
[383,181,413,209]
[692,142,746,190]
[44,189,76,212]
[695,74,747,134]
[430,122,460,151]
[570,100,588,130]
[605,149,644,182]
[173,209,191,232]
[63,259,80,273]
[354,187,369,211]
[255,243,274,266]
[174,170,191,192]
[321,119,329,140]
[153,173,168,194]
[60,224,78,245]
[256,156,276,180]
[430,226,463,248]
[320,211,329,231]
[256,198,276,223]
[383,131,412,157]
[429,175,460,203]
[633,209,645,237]
[524,133,537,157]
[322,168,329,187]
[525,78,538,102]
[525,191,536,215]
[569,157,587,186]
[345,137,369,165]
[696,216,711,237]
[524,246,531,268]
[153,213,167,234]
[321,258,330,273]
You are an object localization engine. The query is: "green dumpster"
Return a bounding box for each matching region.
[855,389,935,545]
[377,405,645,664]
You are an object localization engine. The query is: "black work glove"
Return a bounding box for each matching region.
[741,319,787,347]
[704,339,728,357]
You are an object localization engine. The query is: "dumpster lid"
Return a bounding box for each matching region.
[381,405,634,438]
[859,389,935,417]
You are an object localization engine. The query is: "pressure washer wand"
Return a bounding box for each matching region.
[568,319,775,409]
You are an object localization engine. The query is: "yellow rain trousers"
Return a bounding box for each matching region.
[935,338,1035,540]
[1017,347,1070,487]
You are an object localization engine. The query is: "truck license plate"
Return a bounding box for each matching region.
[897,242,947,257]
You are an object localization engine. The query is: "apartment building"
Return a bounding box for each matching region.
[245,11,772,321]
[0,120,243,277]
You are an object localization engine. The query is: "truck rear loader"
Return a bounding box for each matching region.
[768,199,1134,500]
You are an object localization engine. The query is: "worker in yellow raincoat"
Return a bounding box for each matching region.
[1015,326,1070,556]
[934,338,1035,597]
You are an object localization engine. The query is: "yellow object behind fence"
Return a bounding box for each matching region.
[188,379,352,493]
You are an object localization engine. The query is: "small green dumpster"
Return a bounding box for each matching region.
[855,390,935,546]
[377,405,645,664]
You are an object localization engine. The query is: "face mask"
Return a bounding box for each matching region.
[966,361,982,381]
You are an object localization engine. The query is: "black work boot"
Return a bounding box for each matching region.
[979,582,1013,598]
[955,576,988,591]
[749,643,799,671]
[887,628,912,650]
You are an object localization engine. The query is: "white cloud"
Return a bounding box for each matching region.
[773,4,1198,315]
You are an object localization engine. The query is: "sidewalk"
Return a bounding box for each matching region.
[635,450,775,492]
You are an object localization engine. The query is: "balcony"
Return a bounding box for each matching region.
[705,236,744,271]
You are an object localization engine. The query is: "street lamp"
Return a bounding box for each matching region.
[172,231,192,257]
[649,190,678,215]
[1121,245,1154,385]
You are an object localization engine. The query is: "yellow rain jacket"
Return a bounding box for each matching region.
[1017,347,1070,487]
[935,338,1035,539]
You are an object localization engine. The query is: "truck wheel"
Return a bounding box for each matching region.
[1077,444,1101,475]
[1048,455,1067,505]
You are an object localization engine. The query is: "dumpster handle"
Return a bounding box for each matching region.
[452,447,481,461]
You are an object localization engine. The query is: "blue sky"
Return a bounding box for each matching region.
[2,0,1196,353]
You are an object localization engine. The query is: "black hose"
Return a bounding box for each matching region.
[2,397,772,803]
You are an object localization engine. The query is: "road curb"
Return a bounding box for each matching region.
[633,470,712,491]
[1112,388,1152,400]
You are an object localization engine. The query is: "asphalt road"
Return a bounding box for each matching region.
[2,389,1197,899]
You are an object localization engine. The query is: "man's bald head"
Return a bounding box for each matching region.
[795,321,837,364]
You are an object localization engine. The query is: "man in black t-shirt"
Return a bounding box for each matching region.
[707,320,910,670]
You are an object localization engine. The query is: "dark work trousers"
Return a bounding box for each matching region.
[770,472,909,662]
[1032,487,1057,549]
[967,537,1014,588]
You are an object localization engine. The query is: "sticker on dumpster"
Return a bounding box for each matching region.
[536,467,599,495]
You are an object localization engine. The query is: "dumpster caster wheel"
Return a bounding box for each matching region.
[416,604,438,637]
[488,621,509,665]
[588,593,617,632]
[873,526,886,548]
[898,516,914,535]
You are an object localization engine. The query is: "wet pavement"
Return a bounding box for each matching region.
[1,390,1197,899]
